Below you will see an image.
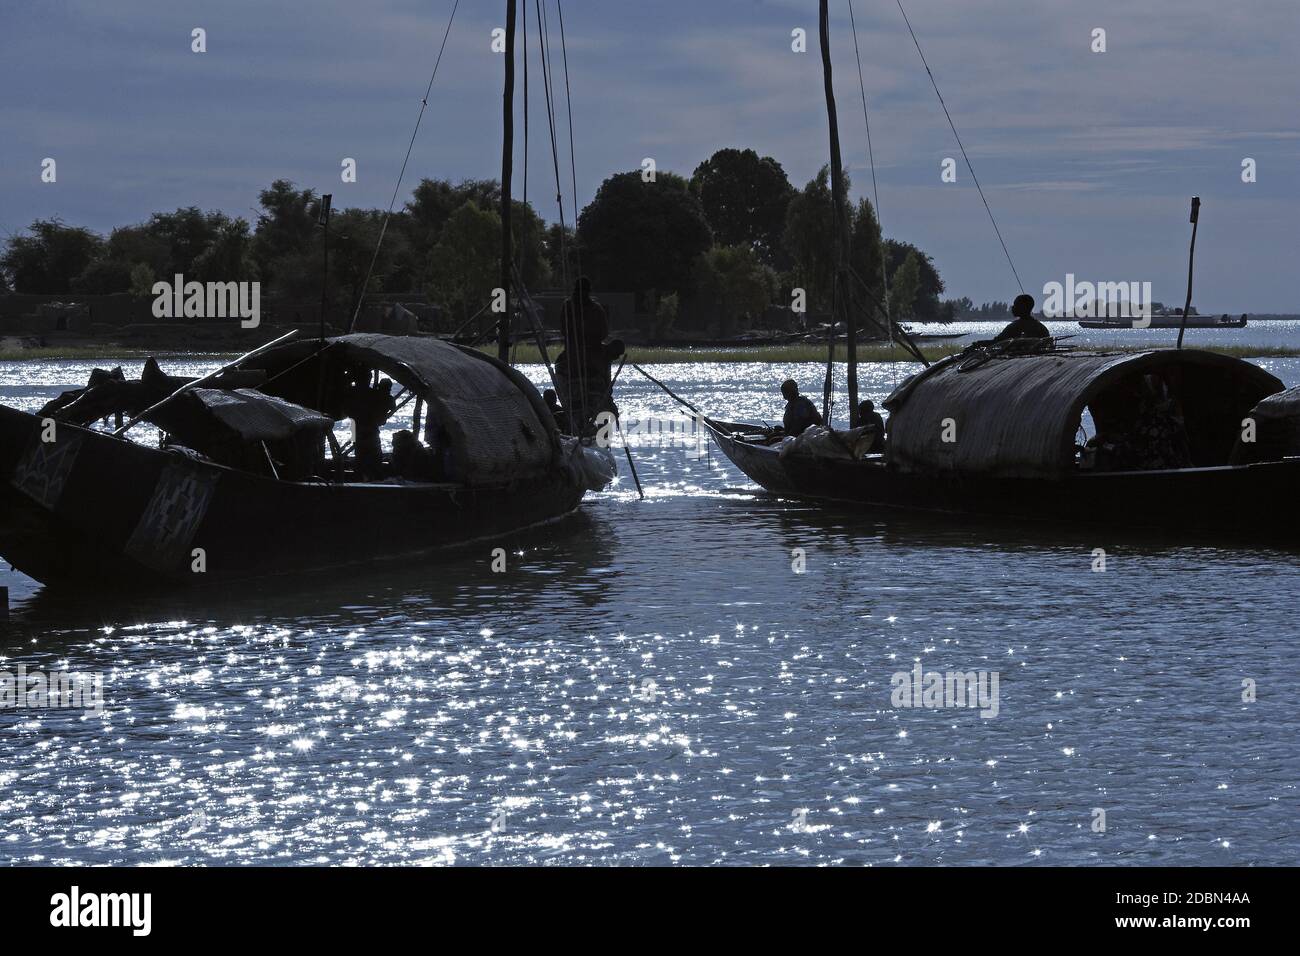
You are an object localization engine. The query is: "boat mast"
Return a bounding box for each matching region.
[1176,196,1201,349]
[499,0,517,363]
[819,0,858,426]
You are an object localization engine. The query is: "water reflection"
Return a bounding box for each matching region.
[9,511,619,637]
[1,357,1297,866]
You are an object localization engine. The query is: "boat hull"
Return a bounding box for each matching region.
[704,419,1300,540]
[0,405,587,588]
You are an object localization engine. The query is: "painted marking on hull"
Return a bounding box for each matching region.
[10,432,85,509]
[124,461,219,574]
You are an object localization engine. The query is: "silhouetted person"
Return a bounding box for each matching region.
[994,294,1050,342]
[781,379,823,436]
[557,276,623,432]
[345,375,395,479]
[857,399,886,453]
[390,429,440,481]
[560,276,625,376]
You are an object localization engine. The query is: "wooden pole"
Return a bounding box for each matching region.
[819,0,857,426]
[316,193,332,410]
[319,194,332,343]
[499,0,517,364]
[1176,196,1201,350]
[112,331,299,437]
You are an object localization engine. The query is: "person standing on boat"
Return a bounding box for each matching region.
[557,276,623,433]
[994,294,1051,342]
[781,379,823,436]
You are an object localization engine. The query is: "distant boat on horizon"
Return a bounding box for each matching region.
[1078,313,1248,329]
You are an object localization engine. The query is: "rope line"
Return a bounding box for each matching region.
[346,0,460,332]
[522,0,529,209]
[555,0,584,284]
[894,0,1023,293]
[847,0,896,387]
[535,0,579,423]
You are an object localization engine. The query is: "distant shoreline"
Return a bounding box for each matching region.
[5,340,1300,365]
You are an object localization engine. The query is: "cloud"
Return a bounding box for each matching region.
[0,0,1296,309]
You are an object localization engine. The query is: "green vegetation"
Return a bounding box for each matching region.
[577,169,713,302]
[1,146,959,340]
[689,148,793,266]
[0,345,234,362]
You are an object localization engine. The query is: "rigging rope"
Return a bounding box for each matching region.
[894,0,1023,294]
[846,0,899,389]
[535,0,579,424]
[522,0,529,210]
[535,0,569,287]
[345,0,460,333]
[555,0,584,284]
[847,0,890,317]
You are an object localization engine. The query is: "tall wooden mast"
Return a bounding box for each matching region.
[499,0,517,363]
[819,0,858,425]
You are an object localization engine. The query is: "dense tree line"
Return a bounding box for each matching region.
[1,146,953,332]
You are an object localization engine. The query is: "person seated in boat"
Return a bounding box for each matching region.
[343,375,396,479]
[856,399,886,454]
[390,429,441,481]
[781,379,823,436]
[994,294,1050,342]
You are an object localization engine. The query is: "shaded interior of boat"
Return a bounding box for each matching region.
[36,333,567,490]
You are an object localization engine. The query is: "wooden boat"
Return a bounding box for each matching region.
[701,342,1300,538]
[0,4,627,591]
[683,3,1299,541]
[0,333,614,588]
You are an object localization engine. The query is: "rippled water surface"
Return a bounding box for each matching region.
[1,352,1297,866]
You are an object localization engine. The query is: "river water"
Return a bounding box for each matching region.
[1,329,1297,866]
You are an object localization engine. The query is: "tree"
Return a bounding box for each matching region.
[653,292,679,338]
[407,178,499,242]
[143,207,232,277]
[848,198,885,301]
[330,208,415,316]
[72,258,133,294]
[694,244,777,337]
[943,296,975,319]
[889,251,922,321]
[504,199,551,290]
[252,180,319,285]
[70,219,177,295]
[782,165,850,312]
[543,223,580,289]
[192,218,259,284]
[690,148,794,266]
[1,220,103,293]
[129,262,157,297]
[103,223,170,278]
[577,170,713,300]
[427,201,502,323]
[883,240,946,322]
[406,179,549,291]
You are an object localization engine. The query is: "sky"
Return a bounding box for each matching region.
[1,0,1298,311]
